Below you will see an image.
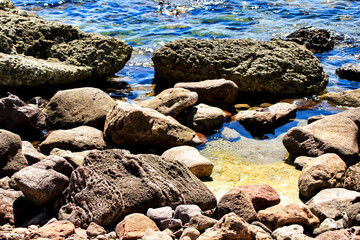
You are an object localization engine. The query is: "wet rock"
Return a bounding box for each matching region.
[306,188,360,222]
[313,218,345,236]
[104,102,196,149]
[59,149,216,227]
[315,227,360,240]
[22,141,45,164]
[272,224,312,240]
[180,227,200,240]
[115,213,159,240]
[284,27,342,52]
[235,184,281,211]
[12,155,73,206]
[188,215,218,231]
[26,220,75,239]
[184,104,227,132]
[343,162,360,192]
[158,219,182,230]
[138,88,198,117]
[336,63,360,81]
[146,206,173,221]
[142,229,172,240]
[323,89,360,107]
[174,79,239,106]
[40,126,107,154]
[152,38,328,96]
[257,203,320,230]
[283,115,359,164]
[298,153,347,199]
[50,148,90,168]
[197,213,272,240]
[86,222,106,238]
[174,205,202,225]
[44,87,116,130]
[294,156,312,170]
[217,187,257,222]
[0,94,46,138]
[161,146,214,178]
[0,129,28,177]
[234,102,297,133]
[345,202,360,227]
[0,5,132,87]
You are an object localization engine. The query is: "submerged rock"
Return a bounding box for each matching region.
[0,4,132,87]
[336,63,360,81]
[152,38,328,96]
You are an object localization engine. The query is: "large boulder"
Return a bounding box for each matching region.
[0,129,28,177]
[152,38,328,96]
[283,115,359,164]
[39,126,107,154]
[104,102,196,149]
[322,89,360,107]
[174,79,239,106]
[0,5,132,87]
[138,88,198,117]
[44,87,116,130]
[343,162,360,191]
[0,94,46,138]
[336,63,360,81]
[59,149,217,227]
[298,153,346,199]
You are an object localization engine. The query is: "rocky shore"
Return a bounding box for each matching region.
[1,1,360,240]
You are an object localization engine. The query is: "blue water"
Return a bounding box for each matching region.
[12,0,360,143]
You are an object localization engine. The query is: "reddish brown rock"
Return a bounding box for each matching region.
[115,213,159,240]
[343,162,360,191]
[257,203,320,230]
[0,188,23,225]
[86,222,106,237]
[26,220,75,240]
[315,227,360,240]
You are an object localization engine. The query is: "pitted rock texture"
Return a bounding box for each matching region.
[152,38,328,96]
[0,4,132,87]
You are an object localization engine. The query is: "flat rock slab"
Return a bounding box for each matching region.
[322,89,360,107]
[336,63,360,81]
[152,38,328,96]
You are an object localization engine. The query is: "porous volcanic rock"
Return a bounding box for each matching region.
[322,89,360,107]
[44,87,116,130]
[336,63,360,81]
[0,3,132,87]
[152,38,328,96]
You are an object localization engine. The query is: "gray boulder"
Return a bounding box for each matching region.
[44,87,116,130]
[0,5,132,87]
[138,88,198,117]
[22,141,46,164]
[104,102,196,149]
[336,63,360,81]
[283,115,359,164]
[174,205,202,224]
[0,129,28,177]
[40,126,107,154]
[345,202,360,227]
[174,79,238,106]
[152,38,328,96]
[313,218,345,236]
[146,206,173,221]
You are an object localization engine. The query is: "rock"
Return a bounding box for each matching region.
[217,187,257,222]
[234,104,250,110]
[22,141,45,164]
[197,213,272,240]
[0,176,10,189]
[86,222,106,237]
[336,63,360,81]
[313,218,345,236]
[0,6,132,87]
[0,188,23,225]
[0,129,28,177]
[161,146,214,178]
[220,127,241,140]
[146,206,173,221]
[138,88,198,117]
[115,213,159,240]
[73,228,89,240]
[234,103,297,132]
[0,94,46,138]
[307,115,325,124]
[40,126,107,154]
[315,227,360,240]
[0,0,14,9]
[152,38,328,96]
[174,79,238,106]
[235,184,281,212]
[142,229,173,240]
[26,220,75,240]
[298,153,347,199]
[284,27,342,52]
[283,115,359,164]
[257,203,320,230]
[104,102,196,149]
[49,148,90,168]
[174,205,202,225]
[158,219,182,230]
[272,225,312,240]
[294,156,312,170]
[345,202,360,226]
[184,104,227,132]
[44,87,116,130]
[306,188,360,222]
[335,108,360,129]
[13,155,73,206]
[323,89,360,107]
[59,149,216,227]
[180,228,200,240]
[188,215,218,231]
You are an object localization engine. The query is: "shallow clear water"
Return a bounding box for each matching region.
[12,0,360,201]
